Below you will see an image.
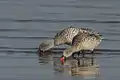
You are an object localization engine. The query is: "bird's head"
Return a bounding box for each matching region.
[60,48,74,64]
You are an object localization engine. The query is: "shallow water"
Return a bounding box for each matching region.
[0,0,120,80]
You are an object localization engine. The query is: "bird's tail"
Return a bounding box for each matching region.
[39,39,54,52]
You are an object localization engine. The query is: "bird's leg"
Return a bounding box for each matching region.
[72,51,81,60]
[91,50,94,66]
[77,58,81,67]
[78,51,81,57]
[81,58,85,67]
[72,52,76,59]
[81,50,85,58]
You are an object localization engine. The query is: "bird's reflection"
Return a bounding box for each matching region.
[37,50,53,64]
[70,58,99,77]
[53,56,100,78]
[38,51,100,78]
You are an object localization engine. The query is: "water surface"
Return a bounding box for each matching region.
[0,0,120,80]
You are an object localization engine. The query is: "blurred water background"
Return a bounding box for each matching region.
[0,0,120,80]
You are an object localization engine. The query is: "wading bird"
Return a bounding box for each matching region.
[39,26,100,52]
[60,32,102,63]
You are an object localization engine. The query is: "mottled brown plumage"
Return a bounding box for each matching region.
[39,26,102,52]
[63,33,102,58]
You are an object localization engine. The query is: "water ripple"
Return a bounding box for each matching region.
[39,4,112,9]
[101,32,120,36]
[103,39,120,42]
[0,36,53,39]
[0,47,37,50]
[0,29,57,33]
[0,18,120,23]
[100,13,120,16]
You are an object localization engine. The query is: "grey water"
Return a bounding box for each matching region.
[0,0,120,80]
